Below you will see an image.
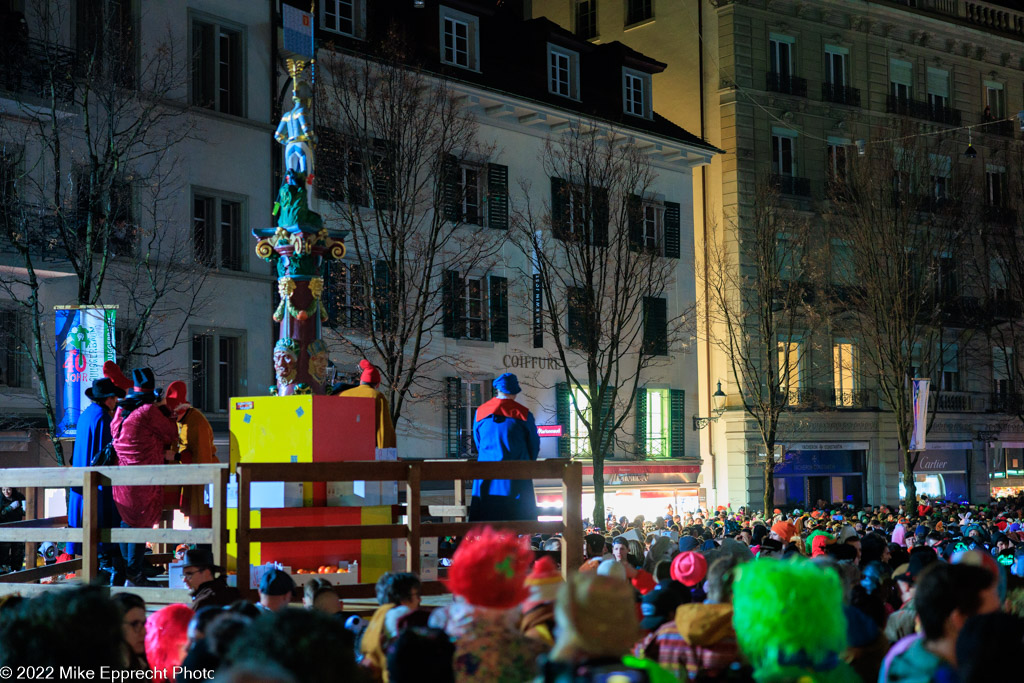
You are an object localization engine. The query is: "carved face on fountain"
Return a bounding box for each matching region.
[274,339,299,383]
[308,340,328,384]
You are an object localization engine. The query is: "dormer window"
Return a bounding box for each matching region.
[623,68,651,118]
[320,0,365,39]
[440,6,480,71]
[548,44,580,100]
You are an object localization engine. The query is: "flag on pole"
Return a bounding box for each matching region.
[909,378,930,452]
[283,5,314,58]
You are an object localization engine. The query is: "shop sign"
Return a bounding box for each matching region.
[580,464,700,486]
[537,425,563,437]
[502,353,561,370]
[786,442,869,452]
[915,450,968,472]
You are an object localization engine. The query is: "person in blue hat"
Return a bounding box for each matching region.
[469,373,540,522]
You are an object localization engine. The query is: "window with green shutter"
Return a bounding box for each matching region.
[670,389,685,457]
[445,377,462,457]
[634,388,646,457]
[556,382,571,457]
[642,297,668,356]
[645,388,670,457]
[489,275,508,342]
[487,163,508,229]
[664,201,681,259]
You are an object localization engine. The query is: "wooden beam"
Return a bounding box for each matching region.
[237,464,252,600]
[561,461,584,574]
[99,528,217,544]
[0,516,69,528]
[426,521,564,538]
[406,462,421,575]
[0,464,228,488]
[211,466,228,572]
[0,559,82,583]
[81,470,100,584]
[238,462,408,483]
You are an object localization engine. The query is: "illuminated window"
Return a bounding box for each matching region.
[569,387,591,457]
[646,388,669,457]
[778,339,802,405]
[833,341,858,406]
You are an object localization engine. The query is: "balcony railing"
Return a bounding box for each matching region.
[935,391,981,412]
[0,39,77,103]
[766,72,808,97]
[832,389,874,409]
[926,103,962,126]
[887,94,928,118]
[983,118,1016,138]
[770,174,812,197]
[822,82,861,106]
[983,204,1016,225]
[991,392,1023,414]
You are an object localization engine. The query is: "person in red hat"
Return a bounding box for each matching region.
[164,381,217,529]
[519,555,562,646]
[340,360,396,448]
[447,527,547,682]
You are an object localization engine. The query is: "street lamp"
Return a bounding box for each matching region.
[693,381,727,430]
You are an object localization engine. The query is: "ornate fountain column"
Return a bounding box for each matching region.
[254,59,347,396]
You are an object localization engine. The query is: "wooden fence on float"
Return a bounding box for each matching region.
[0,464,229,603]
[235,459,583,600]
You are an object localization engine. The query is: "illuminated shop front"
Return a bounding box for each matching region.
[773,443,868,508]
[897,444,971,502]
[535,461,702,523]
[989,442,1024,498]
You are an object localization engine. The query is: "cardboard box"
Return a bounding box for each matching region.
[248,482,305,509]
[168,562,184,590]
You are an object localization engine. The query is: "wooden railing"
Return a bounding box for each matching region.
[236,459,583,600]
[0,464,228,602]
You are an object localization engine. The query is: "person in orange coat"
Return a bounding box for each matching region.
[164,381,217,529]
[340,360,396,448]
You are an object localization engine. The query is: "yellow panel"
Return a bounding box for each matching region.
[360,505,393,585]
[225,508,262,572]
[229,395,314,467]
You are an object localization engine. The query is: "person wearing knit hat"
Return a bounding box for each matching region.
[547,573,675,681]
[468,373,540,522]
[162,381,217,529]
[447,527,546,682]
[770,520,797,544]
[340,360,397,448]
[520,556,562,646]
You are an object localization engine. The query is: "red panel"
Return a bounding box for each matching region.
[311,396,377,462]
[259,507,363,570]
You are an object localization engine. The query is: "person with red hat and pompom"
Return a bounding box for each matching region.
[163,381,217,530]
[447,526,547,682]
[519,555,563,646]
[340,360,396,448]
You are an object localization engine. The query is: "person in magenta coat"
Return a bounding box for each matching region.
[111,368,179,586]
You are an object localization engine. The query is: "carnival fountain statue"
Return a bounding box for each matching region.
[253,59,346,396]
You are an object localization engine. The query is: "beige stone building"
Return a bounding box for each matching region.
[529,0,1024,508]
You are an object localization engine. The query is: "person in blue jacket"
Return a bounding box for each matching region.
[67,377,126,585]
[470,373,540,522]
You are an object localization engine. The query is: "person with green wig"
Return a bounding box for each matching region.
[731,558,860,683]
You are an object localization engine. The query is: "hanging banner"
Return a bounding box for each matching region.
[909,378,930,452]
[282,5,315,58]
[55,306,116,438]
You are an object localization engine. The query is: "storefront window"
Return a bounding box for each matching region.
[899,472,945,500]
[646,388,669,457]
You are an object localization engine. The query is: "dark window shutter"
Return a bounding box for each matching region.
[373,259,392,332]
[556,382,571,458]
[487,163,509,230]
[445,377,462,457]
[628,194,643,251]
[372,139,395,210]
[635,388,647,458]
[532,273,543,348]
[443,154,459,222]
[591,186,609,247]
[664,201,681,259]
[442,270,465,339]
[489,275,508,343]
[314,127,344,202]
[551,177,568,239]
[597,386,616,452]
[567,286,587,350]
[643,297,668,356]
[670,389,685,458]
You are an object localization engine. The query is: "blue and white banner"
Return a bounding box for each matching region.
[55,306,116,438]
[909,378,930,452]
[283,5,314,58]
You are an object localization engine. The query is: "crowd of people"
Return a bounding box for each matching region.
[0,494,1022,682]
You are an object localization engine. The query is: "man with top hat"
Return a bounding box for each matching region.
[340,360,396,448]
[111,367,179,586]
[181,547,240,611]
[164,381,217,529]
[469,373,540,522]
[67,370,126,585]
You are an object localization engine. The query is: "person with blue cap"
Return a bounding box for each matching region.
[469,373,540,522]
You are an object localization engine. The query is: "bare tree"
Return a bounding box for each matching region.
[512,121,690,526]
[315,32,504,426]
[0,3,203,464]
[823,128,971,509]
[701,178,819,513]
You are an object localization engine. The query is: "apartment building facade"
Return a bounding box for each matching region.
[531,0,1024,507]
